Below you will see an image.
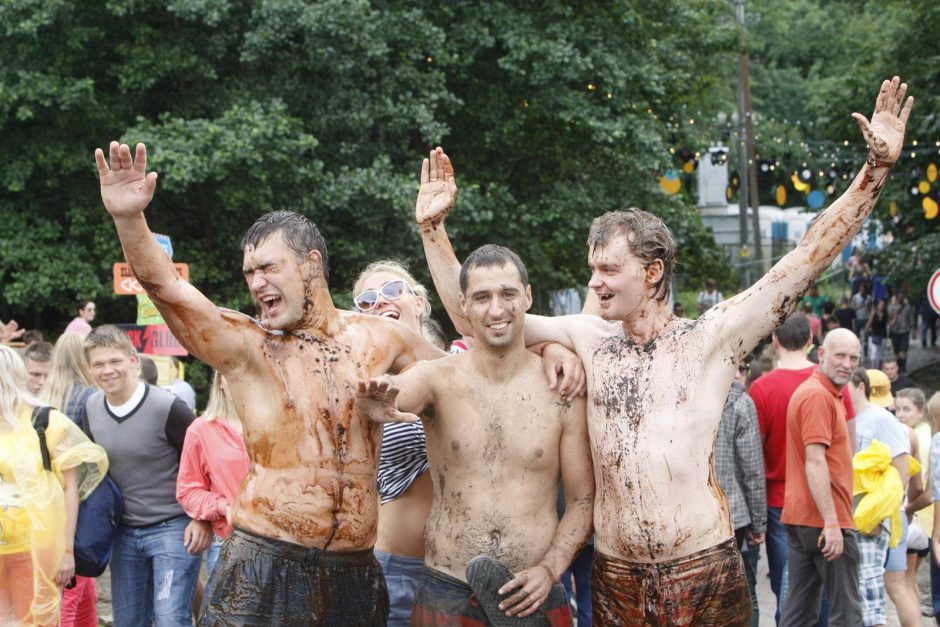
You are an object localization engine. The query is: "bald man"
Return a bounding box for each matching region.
[779,328,863,626]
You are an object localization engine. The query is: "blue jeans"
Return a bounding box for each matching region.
[741,537,761,627]
[110,516,202,627]
[561,544,593,626]
[374,549,424,627]
[767,507,790,624]
[205,536,225,576]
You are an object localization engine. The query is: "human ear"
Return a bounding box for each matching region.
[645,259,664,286]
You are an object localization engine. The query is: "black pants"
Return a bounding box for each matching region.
[198,527,389,626]
[779,525,861,627]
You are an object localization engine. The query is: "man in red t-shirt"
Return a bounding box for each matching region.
[778,329,862,626]
[749,313,855,622]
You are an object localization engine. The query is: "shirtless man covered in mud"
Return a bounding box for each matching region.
[417,77,913,624]
[94,142,448,625]
[357,242,594,626]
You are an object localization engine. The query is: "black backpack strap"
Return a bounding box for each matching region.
[31,406,52,472]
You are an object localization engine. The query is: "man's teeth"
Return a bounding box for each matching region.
[490,322,508,330]
[381,311,400,319]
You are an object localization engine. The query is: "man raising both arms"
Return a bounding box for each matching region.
[94,142,447,625]
[417,77,912,624]
[357,244,594,626]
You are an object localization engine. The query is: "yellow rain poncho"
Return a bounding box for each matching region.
[853,438,920,548]
[0,403,108,625]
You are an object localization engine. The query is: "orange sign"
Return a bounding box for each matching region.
[113,263,190,295]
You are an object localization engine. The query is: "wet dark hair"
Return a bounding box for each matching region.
[587,208,676,301]
[459,245,529,294]
[76,299,94,313]
[851,368,871,399]
[773,313,812,350]
[241,210,330,282]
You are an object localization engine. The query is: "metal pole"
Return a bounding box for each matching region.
[735,0,750,286]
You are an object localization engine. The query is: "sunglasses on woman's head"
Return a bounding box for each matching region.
[354,279,413,312]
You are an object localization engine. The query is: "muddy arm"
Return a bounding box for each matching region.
[546,394,594,578]
[717,77,913,358]
[95,142,253,371]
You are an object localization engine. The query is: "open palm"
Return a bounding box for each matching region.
[95,141,158,218]
[853,77,914,164]
[415,147,458,228]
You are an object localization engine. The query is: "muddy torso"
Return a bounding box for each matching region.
[225,315,396,550]
[421,353,569,581]
[572,315,736,563]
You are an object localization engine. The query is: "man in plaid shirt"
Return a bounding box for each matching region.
[715,379,767,626]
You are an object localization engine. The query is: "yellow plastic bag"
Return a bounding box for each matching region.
[853,439,907,548]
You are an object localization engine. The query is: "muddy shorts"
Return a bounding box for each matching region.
[410,565,572,626]
[592,538,752,626]
[198,527,389,626]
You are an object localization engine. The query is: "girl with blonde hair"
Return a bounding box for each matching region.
[41,332,97,427]
[39,332,101,626]
[0,345,108,625]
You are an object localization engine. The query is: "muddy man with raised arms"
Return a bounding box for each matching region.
[94,142,450,625]
[418,77,913,625]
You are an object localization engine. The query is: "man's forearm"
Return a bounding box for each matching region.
[541,496,592,581]
[420,222,471,336]
[113,213,183,303]
[806,456,839,526]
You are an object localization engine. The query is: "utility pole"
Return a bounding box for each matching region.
[735,0,763,282]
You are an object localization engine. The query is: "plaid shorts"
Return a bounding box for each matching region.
[857,528,889,626]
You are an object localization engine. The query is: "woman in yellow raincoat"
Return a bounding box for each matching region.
[0,345,108,625]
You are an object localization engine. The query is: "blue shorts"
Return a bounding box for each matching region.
[374,549,423,627]
[885,515,908,572]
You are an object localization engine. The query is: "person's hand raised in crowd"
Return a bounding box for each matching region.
[852,76,913,165]
[0,319,24,344]
[94,142,159,220]
[415,146,457,231]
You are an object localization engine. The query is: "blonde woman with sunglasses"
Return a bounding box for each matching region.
[351,261,441,626]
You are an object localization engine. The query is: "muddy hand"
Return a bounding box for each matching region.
[415,146,458,230]
[95,142,159,219]
[356,378,419,423]
[497,564,552,617]
[851,76,913,164]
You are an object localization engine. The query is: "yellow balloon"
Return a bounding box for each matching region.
[682,160,696,174]
[726,186,734,202]
[924,196,939,219]
[919,180,931,194]
[889,201,898,217]
[928,163,938,183]
[660,176,681,195]
[791,173,809,192]
[776,185,787,207]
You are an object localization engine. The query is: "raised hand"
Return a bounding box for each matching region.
[415,146,458,231]
[852,76,914,164]
[0,319,24,344]
[356,378,420,424]
[94,142,159,219]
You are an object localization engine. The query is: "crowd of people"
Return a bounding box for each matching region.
[0,76,926,626]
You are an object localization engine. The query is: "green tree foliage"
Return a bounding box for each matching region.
[742,0,938,300]
[0,0,738,336]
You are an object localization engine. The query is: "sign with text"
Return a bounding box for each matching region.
[113,263,189,295]
[136,293,165,326]
[117,324,188,356]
